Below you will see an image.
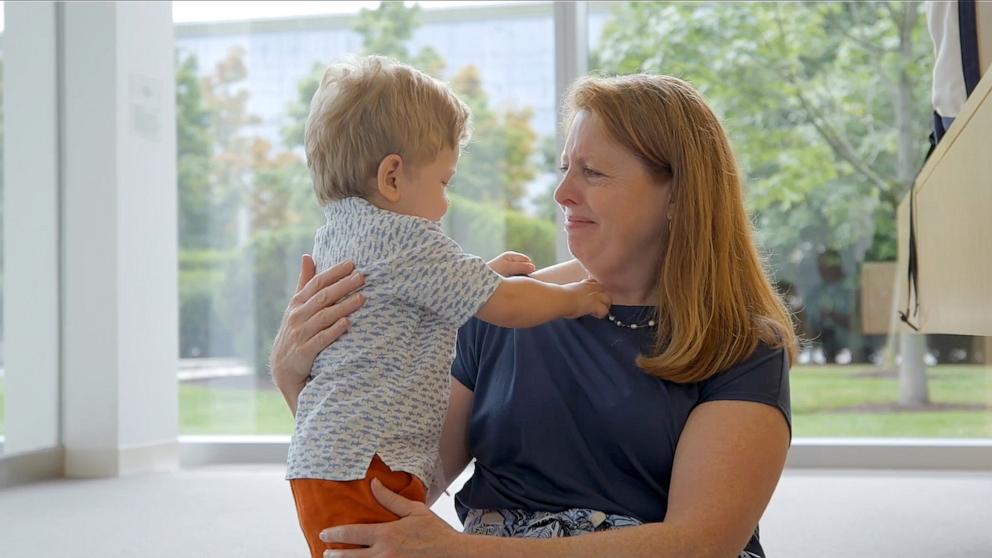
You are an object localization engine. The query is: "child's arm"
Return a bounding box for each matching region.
[476,276,610,328]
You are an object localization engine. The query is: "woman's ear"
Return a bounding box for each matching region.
[376,154,404,203]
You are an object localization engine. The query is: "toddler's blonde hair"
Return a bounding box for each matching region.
[305,55,472,205]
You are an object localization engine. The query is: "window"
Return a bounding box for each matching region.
[174,1,556,434]
[588,1,990,438]
[0,3,6,448]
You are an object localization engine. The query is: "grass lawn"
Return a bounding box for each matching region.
[790,364,991,437]
[2,366,989,438]
[180,383,296,435]
[179,364,992,438]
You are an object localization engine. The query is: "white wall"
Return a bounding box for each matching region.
[2,1,60,456]
[114,1,178,451]
[61,0,177,476]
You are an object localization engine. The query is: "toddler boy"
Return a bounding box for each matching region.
[287,55,610,557]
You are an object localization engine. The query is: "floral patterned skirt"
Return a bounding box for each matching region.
[463,507,642,538]
[462,507,765,557]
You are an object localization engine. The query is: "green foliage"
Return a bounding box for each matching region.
[176,51,215,250]
[283,3,541,211]
[176,4,556,378]
[179,250,238,358]
[282,61,323,151]
[444,194,557,269]
[593,1,933,358]
[450,66,538,210]
[218,225,317,371]
[354,2,446,76]
[177,46,322,365]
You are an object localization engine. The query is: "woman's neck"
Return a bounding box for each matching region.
[604,286,656,306]
[585,262,660,306]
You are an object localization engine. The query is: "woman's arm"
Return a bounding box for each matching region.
[270,255,366,416]
[426,380,475,505]
[323,400,790,558]
[529,258,586,284]
[468,400,788,557]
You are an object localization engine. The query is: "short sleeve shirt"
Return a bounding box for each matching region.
[451,306,790,552]
[286,197,503,483]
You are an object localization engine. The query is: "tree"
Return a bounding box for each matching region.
[176,48,243,359]
[284,2,541,211]
[176,47,313,363]
[353,1,446,77]
[449,65,537,209]
[594,2,933,402]
[176,4,557,374]
[176,50,214,250]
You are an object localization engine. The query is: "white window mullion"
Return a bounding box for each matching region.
[553,0,588,263]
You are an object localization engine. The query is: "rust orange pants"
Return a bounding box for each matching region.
[290,455,427,557]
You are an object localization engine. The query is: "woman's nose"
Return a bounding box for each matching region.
[554,174,578,207]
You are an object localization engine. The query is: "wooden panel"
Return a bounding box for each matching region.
[896,70,992,336]
[861,262,897,335]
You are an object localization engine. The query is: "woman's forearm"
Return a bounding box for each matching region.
[451,522,714,558]
[276,378,305,417]
[530,258,585,284]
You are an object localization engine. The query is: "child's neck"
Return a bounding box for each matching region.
[368,193,431,220]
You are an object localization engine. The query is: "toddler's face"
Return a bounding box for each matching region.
[403,146,460,222]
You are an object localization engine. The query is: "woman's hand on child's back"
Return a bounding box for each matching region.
[563,278,611,320]
[487,251,537,277]
[270,255,366,397]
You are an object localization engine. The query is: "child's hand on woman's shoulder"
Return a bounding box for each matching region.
[562,278,611,320]
[487,251,537,277]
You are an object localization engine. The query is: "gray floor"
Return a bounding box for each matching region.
[1,466,990,558]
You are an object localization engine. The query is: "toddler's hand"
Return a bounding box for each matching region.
[487,251,536,277]
[563,278,611,319]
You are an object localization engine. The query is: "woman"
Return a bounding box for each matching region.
[271,74,798,558]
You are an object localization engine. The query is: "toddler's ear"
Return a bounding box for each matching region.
[376,154,404,203]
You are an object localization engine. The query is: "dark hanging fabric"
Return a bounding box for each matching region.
[959,0,982,97]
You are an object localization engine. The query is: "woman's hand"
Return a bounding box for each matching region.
[321,478,463,558]
[270,255,366,415]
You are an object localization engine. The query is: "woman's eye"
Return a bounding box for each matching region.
[583,167,602,177]
[558,165,569,173]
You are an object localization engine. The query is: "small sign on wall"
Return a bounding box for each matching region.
[129,73,162,142]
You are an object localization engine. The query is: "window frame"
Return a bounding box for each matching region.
[1,1,989,487]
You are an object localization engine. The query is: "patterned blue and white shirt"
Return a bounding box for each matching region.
[286,197,503,484]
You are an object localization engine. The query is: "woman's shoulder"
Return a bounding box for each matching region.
[697,342,792,429]
[704,342,789,386]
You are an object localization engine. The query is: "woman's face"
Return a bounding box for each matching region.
[554,109,672,282]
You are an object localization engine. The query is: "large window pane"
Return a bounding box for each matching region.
[0,2,6,448]
[589,1,991,438]
[174,1,556,435]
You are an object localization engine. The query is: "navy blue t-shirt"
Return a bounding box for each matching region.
[450,305,791,551]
